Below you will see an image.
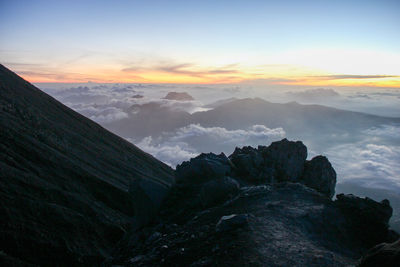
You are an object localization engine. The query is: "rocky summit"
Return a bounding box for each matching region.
[0,65,398,266]
[110,139,398,266]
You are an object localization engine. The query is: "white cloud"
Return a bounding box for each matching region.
[129,124,285,167]
[171,124,285,144]
[364,124,400,138]
[135,136,198,167]
[88,107,129,123]
[326,125,400,191]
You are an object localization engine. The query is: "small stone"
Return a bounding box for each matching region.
[216,214,249,232]
[130,255,145,263]
[146,231,161,244]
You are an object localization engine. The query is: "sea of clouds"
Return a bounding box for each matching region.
[38,83,400,191]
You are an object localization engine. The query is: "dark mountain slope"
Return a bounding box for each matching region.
[0,65,174,266]
[102,97,399,151]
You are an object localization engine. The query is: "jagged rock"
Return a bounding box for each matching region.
[301,155,337,198]
[261,138,307,182]
[229,146,272,184]
[358,239,400,267]
[176,153,232,183]
[112,180,397,267]
[200,177,240,208]
[163,92,194,101]
[335,194,394,247]
[229,139,307,184]
[215,214,250,232]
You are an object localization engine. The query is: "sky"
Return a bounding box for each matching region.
[1,0,400,86]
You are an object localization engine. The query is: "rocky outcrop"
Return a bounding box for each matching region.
[302,155,336,198]
[163,92,194,101]
[359,239,400,267]
[200,177,240,208]
[229,146,269,183]
[229,139,308,184]
[110,140,397,266]
[111,181,397,266]
[261,138,308,182]
[176,153,232,183]
[229,139,335,197]
[335,194,396,247]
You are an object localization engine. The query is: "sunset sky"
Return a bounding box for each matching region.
[1,0,399,86]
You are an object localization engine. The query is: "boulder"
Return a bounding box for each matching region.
[301,155,336,198]
[260,139,307,182]
[335,194,393,247]
[229,146,271,184]
[359,239,400,267]
[216,214,249,232]
[200,177,240,208]
[176,153,232,184]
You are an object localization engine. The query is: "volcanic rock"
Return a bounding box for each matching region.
[215,214,250,232]
[261,138,307,182]
[302,155,337,198]
[359,239,400,267]
[200,177,240,208]
[176,152,232,183]
[335,194,396,247]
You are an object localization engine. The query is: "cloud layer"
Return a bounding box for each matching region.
[326,124,400,191]
[134,124,285,167]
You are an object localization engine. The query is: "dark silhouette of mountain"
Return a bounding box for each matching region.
[105,102,191,139]
[204,97,238,108]
[103,97,399,149]
[191,98,400,148]
[110,139,398,266]
[163,92,194,101]
[0,65,174,266]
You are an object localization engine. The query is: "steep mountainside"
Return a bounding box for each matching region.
[0,65,174,266]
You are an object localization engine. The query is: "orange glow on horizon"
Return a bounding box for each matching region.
[14,65,400,87]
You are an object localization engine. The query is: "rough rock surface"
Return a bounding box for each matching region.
[302,156,337,198]
[0,65,174,266]
[176,152,232,183]
[229,139,308,185]
[200,177,240,208]
[163,92,194,101]
[359,239,400,267]
[335,194,395,248]
[261,138,307,182]
[110,140,398,266]
[216,214,250,232]
[111,182,398,266]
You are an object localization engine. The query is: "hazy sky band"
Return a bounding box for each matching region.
[1,0,399,85]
